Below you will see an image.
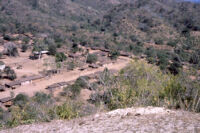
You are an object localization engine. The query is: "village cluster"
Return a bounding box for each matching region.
[0,34,132,108]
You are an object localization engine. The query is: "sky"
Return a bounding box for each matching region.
[184,0,200,2]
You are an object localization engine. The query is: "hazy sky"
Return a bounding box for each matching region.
[184,0,200,2]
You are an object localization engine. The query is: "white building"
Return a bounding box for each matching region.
[0,61,5,71]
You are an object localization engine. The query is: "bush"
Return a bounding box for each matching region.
[71,43,79,53]
[13,94,29,108]
[56,103,78,120]
[5,43,19,57]
[167,40,178,47]
[75,76,89,88]
[21,44,28,52]
[154,38,164,45]
[86,54,97,64]
[67,61,75,70]
[189,53,199,64]
[55,52,67,62]
[3,66,17,80]
[109,50,120,60]
[33,92,51,104]
[48,44,57,56]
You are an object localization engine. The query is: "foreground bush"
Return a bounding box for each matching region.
[95,60,200,112]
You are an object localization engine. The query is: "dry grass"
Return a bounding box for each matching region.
[1,107,200,133]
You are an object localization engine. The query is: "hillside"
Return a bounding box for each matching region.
[1,107,200,133]
[1,0,200,73]
[0,0,200,131]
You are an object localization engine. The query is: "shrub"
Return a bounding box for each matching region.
[71,43,79,53]
[75,76,89,88]
[3,66,17,80]
[109,50,120,60]
[33,92,51,104]
[154,38,164,45]
[48,44,57,56]
[56,103,78,120]
[5,43,19,57]
[21,44,28,52]
[86,54,97,64]
[189,53,199,64]
[55,52,67,62]
[13,94,29,108]
[167,40,178,47]
[103,60,169,110]
[168,61,182,75]
[67,61,75,70]
[70,83,81,98]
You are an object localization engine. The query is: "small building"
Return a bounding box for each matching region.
[0,97,14,107]
[119,51,131,57]
[89,64,99,69]
[68,53,79,58]
[0,85,5,91]
[5,75,45,89]
[30,51,49,60]
[78,65,88,71]
[0,61,5,71]
[46,82,68,91]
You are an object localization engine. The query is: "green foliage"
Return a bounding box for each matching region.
[99,60,200,112]
[3,66,17,80]
[56,103,78,120]
[86,54,97,64]
[55,52,67,62]
[48,44,57,56]
[13,94,29,108]
[21,44,28,52]
[109,50,120,60]
[67,61,76,70]
[33,92,51,104]
[154,38,164,45]
[6,44,19,57]
[167,40,178,47]
[71,43,79,53]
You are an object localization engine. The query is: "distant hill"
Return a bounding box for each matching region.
[0,0,200,72]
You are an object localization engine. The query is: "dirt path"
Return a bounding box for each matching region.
[0,56,131,98]
[1,107,200,133]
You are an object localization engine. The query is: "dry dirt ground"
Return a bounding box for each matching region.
[0,47,131,98]
[1,106,200,133]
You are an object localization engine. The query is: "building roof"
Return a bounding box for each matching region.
[89,64,99,68]
[46,82,68,90]
[0,85,5,91]
[6,75,44,87]
[0,97,13,103]
[119,51,131,57]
